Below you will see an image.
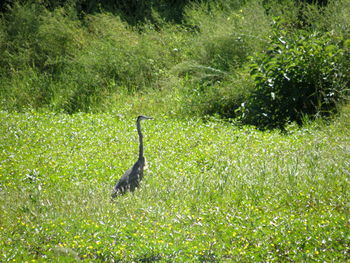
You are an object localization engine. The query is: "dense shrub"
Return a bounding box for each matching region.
[241,21,349,129]
[168,2,270,118]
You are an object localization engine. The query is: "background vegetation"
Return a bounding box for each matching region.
[0,0,349,128]
[0,0,349,261]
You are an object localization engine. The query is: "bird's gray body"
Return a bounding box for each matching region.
[111,116,152,197]
[112,157,145,195]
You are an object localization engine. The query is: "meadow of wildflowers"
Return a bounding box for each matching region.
[0,108,349,261]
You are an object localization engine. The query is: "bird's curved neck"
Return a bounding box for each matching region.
[137,120,144,160]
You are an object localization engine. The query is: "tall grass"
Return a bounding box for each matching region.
[0,106,349,261]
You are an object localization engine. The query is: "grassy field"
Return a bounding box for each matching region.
[1,1,349,261]
[0,106,349,262]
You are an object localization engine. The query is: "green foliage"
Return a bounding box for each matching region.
[241,22,349,129]
[0,0,197,25]
[0,3,82,75]
[176,71,254,118]
[0,0,349,122]
[34,8,83,74]
[0,108,349,261]
[0,2,44,75]
[0,3,87,111]
[0,68,53,111]
[0,2,349,260]
[184,1,270,72]
[167,1,271,118]
[307,0,350,38]
[0,5,184,112]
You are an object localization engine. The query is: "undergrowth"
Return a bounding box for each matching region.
[0,0,349,128]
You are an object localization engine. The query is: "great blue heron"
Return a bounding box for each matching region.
[111,115,153,197]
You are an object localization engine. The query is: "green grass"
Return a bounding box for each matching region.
[0,1,349,261]
[1,107,349,262]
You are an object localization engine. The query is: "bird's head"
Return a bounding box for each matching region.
[137,115,153,122]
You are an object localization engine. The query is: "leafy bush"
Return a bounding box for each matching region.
[241,21,349,129]
[328,0,350,38]
[34,8,84,74]
[0,6,181,112]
